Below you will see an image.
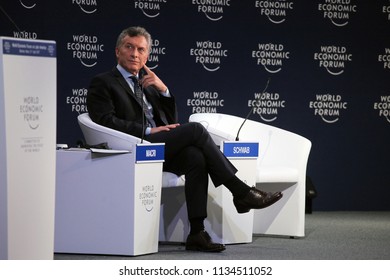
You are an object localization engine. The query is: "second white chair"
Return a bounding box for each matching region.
[189,113,312,238]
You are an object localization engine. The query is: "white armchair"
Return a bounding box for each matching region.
[77,112,144,151]
[189,113,312,237]
[77,113,185,187]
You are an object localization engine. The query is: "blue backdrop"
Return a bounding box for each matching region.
[1,0,389,211]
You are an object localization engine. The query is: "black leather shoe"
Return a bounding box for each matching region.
[185,230,226,252]
[233,187,283,213]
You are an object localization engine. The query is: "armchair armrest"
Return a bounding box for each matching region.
[77,113,148,152]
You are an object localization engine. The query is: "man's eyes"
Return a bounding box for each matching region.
[125,45,146,53]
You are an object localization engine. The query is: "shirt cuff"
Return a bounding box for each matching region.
[160,88,171,97]
[145,127,152,135]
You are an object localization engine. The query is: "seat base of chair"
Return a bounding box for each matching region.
[257,166,299,183]
[253,182,305,238]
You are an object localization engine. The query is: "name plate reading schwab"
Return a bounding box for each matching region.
[223,141,259,159]
[136,143,165,163]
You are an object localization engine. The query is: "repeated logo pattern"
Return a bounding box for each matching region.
[5,1,389,134]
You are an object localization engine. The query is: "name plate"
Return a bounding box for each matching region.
[136,143,165,163]
[222,141,259,158]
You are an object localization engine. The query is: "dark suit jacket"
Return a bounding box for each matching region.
[87,67,178,138]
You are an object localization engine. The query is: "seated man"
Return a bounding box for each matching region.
[87,26,282,252]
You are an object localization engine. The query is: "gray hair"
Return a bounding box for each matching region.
[116,26,152,53]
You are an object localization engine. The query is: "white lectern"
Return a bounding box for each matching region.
[55,143,165,256]
[0,37,57,259]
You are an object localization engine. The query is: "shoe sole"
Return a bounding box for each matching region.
[185,245,226,252]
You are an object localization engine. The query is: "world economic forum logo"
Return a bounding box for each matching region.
[72,0,98,14]
[252,43,290,73]
[309,94,348,123]
[134,0,167,18]
[318,0,357,27]
[190,40,228,71]
[378,48,390,70]
[314,45,352,75]
[67,88,88,114]
[139,185,158,212]
[187,90,225,114]
[373,95,390,123]
[248,90,286,122]
[20,96,42,130]
[67,34,104,67]
[255,0,294,24]
[3,42,11,53]
[192,0,231,21]
[148,38,167,70]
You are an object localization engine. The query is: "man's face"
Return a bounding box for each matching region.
[116,35,149,75]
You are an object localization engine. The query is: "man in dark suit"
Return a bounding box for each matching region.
[87,26,282,252]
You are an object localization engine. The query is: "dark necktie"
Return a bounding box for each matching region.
[130,76,156,128]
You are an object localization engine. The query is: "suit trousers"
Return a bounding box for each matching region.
[145,122,237,219]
